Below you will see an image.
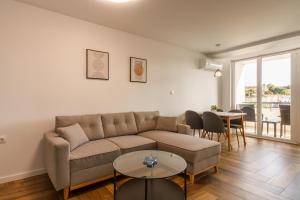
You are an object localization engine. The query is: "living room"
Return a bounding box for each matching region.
[1,0,300,200]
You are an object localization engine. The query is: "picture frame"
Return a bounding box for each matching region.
[130,57,147,83]
[86,49,109,80]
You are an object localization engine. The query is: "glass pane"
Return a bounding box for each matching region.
[113,150,187,179]
[234,59,257,135]
[261,54,291,139]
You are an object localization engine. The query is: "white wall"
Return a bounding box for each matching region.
[0,0,218,182]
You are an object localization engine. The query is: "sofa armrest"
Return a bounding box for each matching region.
[177,124,193,135]
[43,132,70,191]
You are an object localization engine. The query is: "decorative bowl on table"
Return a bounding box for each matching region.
[143,156,158,168]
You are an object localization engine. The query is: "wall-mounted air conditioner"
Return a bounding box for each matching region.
[200,56,223,71]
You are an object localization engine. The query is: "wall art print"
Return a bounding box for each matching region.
[86,49,109,80]
[130,57,147,83]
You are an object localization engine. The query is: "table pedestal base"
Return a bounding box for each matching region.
[115,178,185,200]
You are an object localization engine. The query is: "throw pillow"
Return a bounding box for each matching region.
[156,116,178,132]
[57,123,89,151]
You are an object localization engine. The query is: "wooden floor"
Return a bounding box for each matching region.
[1,137,300,200]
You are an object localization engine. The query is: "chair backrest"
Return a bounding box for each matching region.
[185,110,203,129]
[238,104,255,110]
[202,111,225,133]
[241,106,256,122]
[279,104,290,125]
[229,109,243,125]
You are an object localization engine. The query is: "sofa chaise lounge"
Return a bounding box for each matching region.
[43,111,221,199]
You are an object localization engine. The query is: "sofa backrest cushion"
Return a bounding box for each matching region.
[134,111,160,132]
[55,114,104,140]
[101,112,138,138]
[156,116,178,132]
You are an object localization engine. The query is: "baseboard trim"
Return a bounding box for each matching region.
[0,168,46,184]
[245,134,299,145]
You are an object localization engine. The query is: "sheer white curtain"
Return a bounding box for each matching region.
[291,50,300,143]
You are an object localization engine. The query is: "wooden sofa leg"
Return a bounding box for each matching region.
[214,166,219,173]
[64,187,70,200]
[189,174,195,184]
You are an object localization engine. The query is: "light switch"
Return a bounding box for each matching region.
[0,135,7,144]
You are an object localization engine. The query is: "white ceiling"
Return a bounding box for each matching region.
[16,0,300,54]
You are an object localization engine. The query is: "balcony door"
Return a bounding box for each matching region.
[233,53,292,141]
[234,59,258,135]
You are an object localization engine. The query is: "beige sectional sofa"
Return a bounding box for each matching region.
[44,111,221,199]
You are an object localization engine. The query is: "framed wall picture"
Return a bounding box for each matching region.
[130,57,147,83]
[86,49,109,80]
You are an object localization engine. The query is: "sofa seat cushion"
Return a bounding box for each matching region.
[107,135,156,154]
[70,139,121,173]
[139,131,220,163]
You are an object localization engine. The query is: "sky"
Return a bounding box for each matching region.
[240,54,291,86]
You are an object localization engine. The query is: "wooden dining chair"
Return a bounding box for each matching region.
[240,106,256,131]
[185,110,203,137]
[279,104,290,137]
[202,111,227,142]
[227,109,245,147]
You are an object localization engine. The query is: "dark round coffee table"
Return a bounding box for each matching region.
[113,150,187,200]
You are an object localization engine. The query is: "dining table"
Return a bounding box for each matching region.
[216,112,247,151]
[200,111,247,151]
